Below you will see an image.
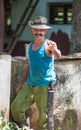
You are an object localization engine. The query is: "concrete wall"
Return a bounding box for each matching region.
[0,55,11,120]
[1,53,81,129]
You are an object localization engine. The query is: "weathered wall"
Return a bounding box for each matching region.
[11,54,81,130]
[54,56,81,130]
[10,56,28,103]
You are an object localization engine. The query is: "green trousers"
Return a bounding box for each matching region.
[11,83,48,130]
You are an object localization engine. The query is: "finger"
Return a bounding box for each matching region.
[48,41,56,46]
[47,42,53,46]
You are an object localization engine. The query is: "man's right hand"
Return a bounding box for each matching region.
[16,86,22,94]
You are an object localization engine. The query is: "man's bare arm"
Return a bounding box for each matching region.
[46,41,61,59]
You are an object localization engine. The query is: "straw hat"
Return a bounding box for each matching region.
[28,16,51,29]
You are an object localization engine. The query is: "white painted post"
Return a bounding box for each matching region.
[25,44,30,59]
[0,54,11,120]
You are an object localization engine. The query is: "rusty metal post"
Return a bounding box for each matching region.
[0,0,4,52]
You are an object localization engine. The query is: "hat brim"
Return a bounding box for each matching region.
[28,21,52,29]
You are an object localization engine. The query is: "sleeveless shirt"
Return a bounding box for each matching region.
[27,39,56,86]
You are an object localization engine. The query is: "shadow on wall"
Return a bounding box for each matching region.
[63,109,78,130]
[11,41,30,57]
[50,29,70,55]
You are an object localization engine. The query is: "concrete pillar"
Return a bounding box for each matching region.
[0,54,11,120]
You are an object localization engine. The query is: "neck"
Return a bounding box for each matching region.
[32,37,46,50]
[35,37,45,45]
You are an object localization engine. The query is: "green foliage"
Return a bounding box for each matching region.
[56,127,61,130]
[66,116,73,128]
[1,122,19,130]
[0,110,30,130]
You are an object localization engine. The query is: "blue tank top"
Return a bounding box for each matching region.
[27,39,56,86]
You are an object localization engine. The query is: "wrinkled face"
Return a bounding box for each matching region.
[32,28,47,39]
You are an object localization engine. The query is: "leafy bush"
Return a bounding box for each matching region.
[0,110,30,130]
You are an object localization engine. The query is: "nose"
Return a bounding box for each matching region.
[36,29,41,33]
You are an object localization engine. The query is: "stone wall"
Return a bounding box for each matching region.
[10,56,28,103]
[11,54,81,130]
[54,57,81,130]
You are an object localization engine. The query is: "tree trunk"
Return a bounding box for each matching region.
[0,0,4,52]
[70,0,81,53]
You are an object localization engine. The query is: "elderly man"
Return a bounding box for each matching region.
[11,16,61,130]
